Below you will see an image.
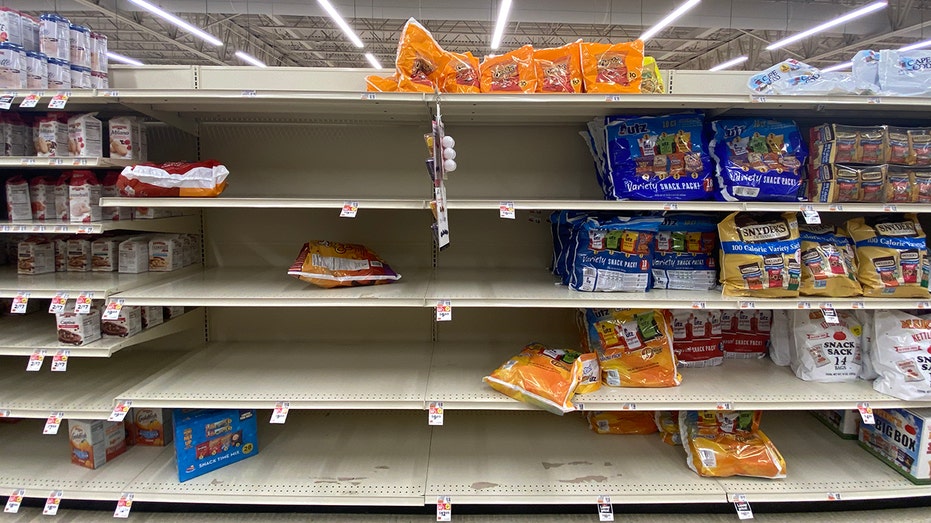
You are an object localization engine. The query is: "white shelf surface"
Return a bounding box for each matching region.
[120,342,433,409]
[100,197,429,209]
[0,265,203,299]
[0,215,201,235]
[0,157,134,169]
[0,350,189,419]
[0,309,204,357]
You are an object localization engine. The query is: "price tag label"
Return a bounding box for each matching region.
[50,350,70,372]
[716,402,733,410]
[340,200,359,218]
[49,293,69,314]
[0,92,14,110]
[919,301,931,310]
[108,400,132,422]
[19,158,36,166]
[852,301,866,309]
[42,490,63,516]
[48,92,70,109]
[113,492,133,519]
[241,90,257,97]
[750,95,767,103]
[827,492,842,501]
[428,401,444,426]
[3,489,24,513]
[75,292,94,314]
[48,157,64,166]
[0,409,10,417]
[829,203,844,211]
[436,495,451,521]
[11,292,29,314]
[820,305,839,324]
[499,201,515,219]
[101,90,120,97]
[797,301,811,309]
[605,95,622,102]
[858,402,875,425]
[0,225,8,232]
[620,403,636,410]
[27,349,46,372]
[738,301,755,309]
[662,202,679,211]
[597,495,614,521]
[270,401,290,424]
[43,412,64,435]
[71,158,89,166]
[801,208,821,224]
[19,92,41,108]
[883,204,898,212]
[867,97,882,104]
[734,499,754,519]
[362,93,376,100]
[436,300,452,322]
[691,301,706,309]
[102,299,124,321]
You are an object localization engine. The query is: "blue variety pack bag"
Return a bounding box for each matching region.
[551,210,592,284]
[173,408,259,482]
[652,214,718,290]
[710,118,808,202]
[567,215,663,292]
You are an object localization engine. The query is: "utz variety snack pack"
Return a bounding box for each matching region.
[566,216,663,292]
[670,310,724,367]
[652,214,718,290]
[711,119,807,202]
[721,310,772,359]
[680,410,787,479]
[718,212,801,298]
[582,308,681,387]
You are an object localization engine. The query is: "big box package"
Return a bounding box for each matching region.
[859,408,931,484]
[173,409,258,482]
[69,419,127,469]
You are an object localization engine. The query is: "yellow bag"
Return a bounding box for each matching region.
[718,212,801,297]
[640,57,665,93]
[680,410,787,479]
[587,411,657,435]
[655,411,681,446]
[799,225,862,297]
[583,309,681,387]
[847,215,930,298]
[287,241,401,289]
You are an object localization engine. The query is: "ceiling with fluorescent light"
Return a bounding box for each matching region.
[7,0,931,71]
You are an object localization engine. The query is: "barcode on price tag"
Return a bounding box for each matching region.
[340,200,359,218]
[621,403,636,410]
[605,95,622,102]
[49,293,69,314]
[499,201,515,219]
[241,90,257,97]
[19,92,41,108]
[428,401,444,426]
[43,412,64,435]
[436,495,451,521]
[597,495,614,521]
[0,93,14,110]
[858,402,875,424]
[75,292,94,314]
[102,299,124,321]
[3,489,24,513]
[691,301,706,309]
[51,350,70,372]
[10,292,29,314]
[27,350,46,372]
[436,300,452,322]
[113,492,133,519]
[270,401,290,424]
[48,92,70,109]
[108,400,132,422]
[42,490,62,516]
[821,306,839,324]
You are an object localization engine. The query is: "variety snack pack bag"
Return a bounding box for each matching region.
[582,308,681,387]
[718,212,801,298]
[846,215,929,298]
[680,410,787,479]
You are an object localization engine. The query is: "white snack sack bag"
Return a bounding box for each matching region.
[768,310,792,367]
[879,50,931,96]
[854,309,879,380]
[790,310,862,382]
[852,50,881,94]
[872,309,931,400]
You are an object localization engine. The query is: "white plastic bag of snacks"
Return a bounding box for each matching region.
[855,309,879,380]
[846,215,929,299]
[718,212,801,298]
[871,310,931,400]
[790,309,862,382]
[768,310,791,367]
[878,50,931,96]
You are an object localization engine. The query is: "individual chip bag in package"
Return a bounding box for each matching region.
[587,411,658,435]
[846,214,930,299]
[721,310,773,359]
[568,216,663,293]
[640,56,665,94]
[710,119,807,202]
[395,18,448,93]
[798,224,862,297]
[790,309,862,382]
[441,51,480,93]
[670,310,724,368]
[604,113,713,201]
[655,411,682,445]
[582,308,681,387]
[287,241,401,289]
[718,212,801,298]
[483,343,599,414]
[533,40,583,93]
[879,50,931,96]
[653,214,718,290]
[580,40,644,93]
[871,310,931,400]
[479,44,537,93]
[680,410,787,479]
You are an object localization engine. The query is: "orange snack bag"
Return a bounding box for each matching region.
[587,411,658,434]
[533,40,583,93]
[680,410,787,479]
[480,45,537,93]
[442,51,480,93]
[655,411,682,445]
[483,343,595,414]
[583,308,681,387]
[580,40,644,93]
[287,241,401,289]
[366,74,399,92]
[396,18,448,93]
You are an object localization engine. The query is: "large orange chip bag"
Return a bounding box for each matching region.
[365,74,399,92]
[442,51,480,93]
[287,241,401,289]
[587,411,658,435]
[583,308,681,387]
[483,343,598,414]
[580,40,644,93]
[396,18,448,92]
[480,44,537,93]
[533,40,583,93]
[679,410,787,479]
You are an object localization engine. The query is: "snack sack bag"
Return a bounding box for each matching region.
[846,215,930,298]
[118,160,229,197]
[567,216,663,292]
[711,119,807,202]
[483,343,596,414]
[871,310,931,401]
[799,224,862,297]
[583,308,681,387]
[680,410,786,479]
[671,310,724,368]
[580,40,644,93]
[879,50,931,96]
[604,113,713,201]
[365,74,399,92]
[852,50,881,93]
[533,40,583,93]
[653,214,718,290]
[790,309,862,382]
[287,241,401,289]
[768,310,792,366]
[640,56,665,93]
[718,212,801,297]
[441,51,480,93]
[395,18,448,93]
[587,411,658,435]
[480,45,536,93]
[655,411,682,445]
[721,310,773,359]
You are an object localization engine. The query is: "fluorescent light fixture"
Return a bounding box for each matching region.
[127,0,223,46]
[107,51,144,66]
[766,1,888,50]
[640,0,701,42]
[820,60,853,72]
[317,0,364,48]
[490,0,513,50]
[709,55,748,71]
[235,50,267,67]
[364,52,383,69]
[900,38,931,51]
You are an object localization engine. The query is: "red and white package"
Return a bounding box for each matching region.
[53,172,71,221]
[118,160,229,198]
[28,176,54,221]
[721,310,772,359]
[5,175,31,221]
[671,310,724,367]
[68,170,101,223]
[101,171,131,221]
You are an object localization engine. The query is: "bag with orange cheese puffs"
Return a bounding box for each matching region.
[680,410,787,479]
[580,40,644,93]
[583,308,681,387]
[442,51,480,93]
[534,40,583,93]
[587,411,658,434]
[395,18,448,92]
[480,45,537,93]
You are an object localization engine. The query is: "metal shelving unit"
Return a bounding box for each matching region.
[0,157,134,169]
[0,215,201,235]
[0,265,203,299]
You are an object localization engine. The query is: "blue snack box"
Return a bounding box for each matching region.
[173,409,258,482]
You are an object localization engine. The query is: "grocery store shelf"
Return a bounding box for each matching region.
[100,197,429,209]
[0,215,202,235]
[113,267,430,307]
[0,350,189,420]
[120,342,433,409]
[445,200,931,214]
[0,156,134,169]
[0,265,203,299]
[0,308,204,358]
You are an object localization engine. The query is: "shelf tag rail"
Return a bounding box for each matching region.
[597,495,614,521]
[436,495,452,521]
[270,401,290,424]
[428,401,444,426]
[113,492,134,519]
[3,489,24,513]
[42,490,63,516]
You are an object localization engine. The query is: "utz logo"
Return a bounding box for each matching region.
[875,221,917,236]
[615,122,649,135]
[738,222,790,242]
[722,125,746,139]
[136,409,158,426]
[70,425,87,444]
[900,57,931,72]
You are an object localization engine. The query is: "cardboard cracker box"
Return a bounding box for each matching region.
[69,419,127,469]
[127,408,173,446]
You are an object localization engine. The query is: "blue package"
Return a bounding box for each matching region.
[551,210,592,284]
[604,113,713,201]
[652,214,718,290]
[711,118,807,202]
[568,216,663,292]
[173,409,258,482]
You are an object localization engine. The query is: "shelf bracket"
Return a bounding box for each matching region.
[121,102,200,137]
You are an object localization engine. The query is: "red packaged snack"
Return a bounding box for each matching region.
[480,45,537,93]
[442,51,480,93]
[118,160,229,198]
[395,18,448,93]
[533,40,583,93]
[580,40,644,93]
